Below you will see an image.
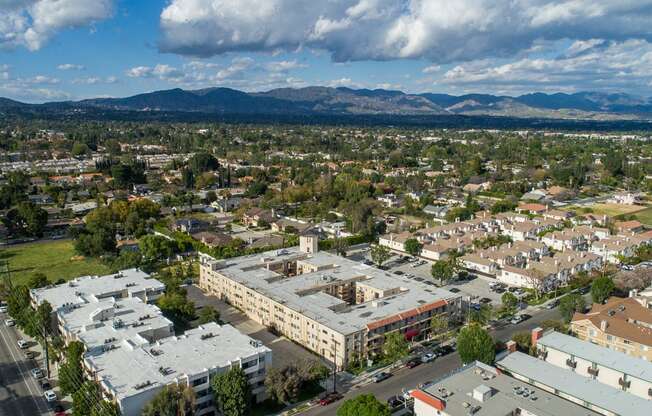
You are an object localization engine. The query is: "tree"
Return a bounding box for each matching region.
[337,394,391,416]
[197,306,220,324]
[431,260,454,286]
[559,294,586,323]
[468,304,493,325]
[457,324,495,365]
[157,292,196,324]
[142,384,195,416]
[3,202,48,237]
[511,332,532,353]
[265,366,302,404]
[71,142,90,157]
[382,331,409,362]
[72,381,102,416]
[188,152,219,174]
[501,292,518,311]
[59,341,85,397]
[27,272,49,289]
[370,245,391,268]
[404,238,423,257]
[430,314,449,343]
[591,276,615,304]
[139,235,175,261]
[212,366,250,416]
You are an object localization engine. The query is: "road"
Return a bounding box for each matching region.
[0,322,51,416]
[304,305,562,416]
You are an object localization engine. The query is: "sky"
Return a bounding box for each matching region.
[3,0,652,102]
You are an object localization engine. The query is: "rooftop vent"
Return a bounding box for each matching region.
[134,380,152,390]
[200,332,214,340]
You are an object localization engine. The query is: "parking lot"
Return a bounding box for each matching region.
[347,246,503,308]
[186,285,325,370]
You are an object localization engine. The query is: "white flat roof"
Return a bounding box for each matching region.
[86,323,271,400]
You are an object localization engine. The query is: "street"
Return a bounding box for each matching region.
[303,303,562,416]
[0,321,51,416]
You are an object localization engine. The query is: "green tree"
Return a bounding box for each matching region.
[265,366,302,404]
[71,142,90,157]
[59,341,85,397]
[197,306,220,324]
[511,332,532,353]
[157,292,196,324]
[212,366,250,416]
[337,394,391,416]
[139,235,175,260]
[457,324,495,365]
[591,276,615,304]
[3,202,48,237]
[559,293,586,323]
[404,238,423,257]
[382,331,409,362]
[501,292,518,311]
[370,244,391,268]
[72,381,102,416]
[27,272,49,289]
[430,314,449,343]
[468,304,493,325]
[188,152,219,175]
[431,260,454,285]
[142,384,195,416]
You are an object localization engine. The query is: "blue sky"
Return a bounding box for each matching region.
[2,1,652,102]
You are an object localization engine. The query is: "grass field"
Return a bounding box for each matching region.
[564,203,648,217]
[0,239,111,286]
[633,207,652,226]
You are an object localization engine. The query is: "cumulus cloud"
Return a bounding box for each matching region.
[0,0,114,50]
[264,60,308,72]
[440,39,652,93]
[72,75,118,84]
[158,0,652,64]
[0,66,69,102]
[57,63,85,70]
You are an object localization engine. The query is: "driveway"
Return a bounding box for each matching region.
[186,285,323,369]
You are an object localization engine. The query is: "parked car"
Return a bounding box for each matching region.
[435,345,455,356]
[40,380,52,391]
[0,306,8,313]
[479,297,492,304]
[578,286,590,295]
[17,339,28,349]
[405,358,421,369]
[25,350,35,359]
[546,299,560,309]
[393,270,404,275]
[374,371,392,383]
[44,390,57,403]
[387,395,405,409]
[4,318,15,326]
[31,368,44,379]
[421,352,436,363]
[318,392,343,406]
[448,287,461,293]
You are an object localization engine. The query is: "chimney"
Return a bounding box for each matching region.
[531,327,544,347]
[600,320,608,331]
[506,340,517,353]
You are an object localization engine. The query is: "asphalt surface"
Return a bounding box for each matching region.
[304,304,563,416]
[0,321,51,416]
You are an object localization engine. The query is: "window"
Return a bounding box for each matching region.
[192,376,208,387]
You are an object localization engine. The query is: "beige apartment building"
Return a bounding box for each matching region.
[199,235,461,369]
[571,296,652,361]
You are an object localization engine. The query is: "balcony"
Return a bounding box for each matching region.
[587,367,599,377]
[619,377,631,388]
[566,359,577,369]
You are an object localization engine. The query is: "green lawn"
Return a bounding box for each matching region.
[0,239,111,286]
[634,207,652,226]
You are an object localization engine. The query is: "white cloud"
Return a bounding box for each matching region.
[158,0,652,65]
[1,0,114,51]
[72,75,118,85]
[422,65,440,74]
[57,63,85,70]
[264,60,307,72]
[326,77,361,88]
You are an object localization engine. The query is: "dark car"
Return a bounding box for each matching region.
[520,313,532,321]
[448,287,461,293]
[406,358,421,369]
[40,380,52,391]
[387,395,405,409]
[374,371,392,383]
[319,392,343,406]
[479,297,492,304]
[436,345,455,356]
[393,270,404,275]
[546,299,560,309]
[578,286,590,295]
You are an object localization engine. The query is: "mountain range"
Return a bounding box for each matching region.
[3,87,652,121]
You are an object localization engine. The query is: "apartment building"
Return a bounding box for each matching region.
[199,236,461,369]
[570,297,652,361]
[30,268,166,312]
[533,330,652,401]
[56,296,174,356]
[411,360,602,416]
[85,323,272,416]
[497,351,652,416]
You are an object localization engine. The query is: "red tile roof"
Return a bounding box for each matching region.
[411,390,446,411]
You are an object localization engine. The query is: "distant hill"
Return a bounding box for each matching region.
[2,86,652,120]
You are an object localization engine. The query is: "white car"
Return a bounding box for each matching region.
[4,318,15,327]
[44,390,57,402]
[17,339,28,349]
[0,306,8,313]
[421,352,436,363]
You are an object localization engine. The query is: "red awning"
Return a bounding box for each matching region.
[404,328,420,340]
